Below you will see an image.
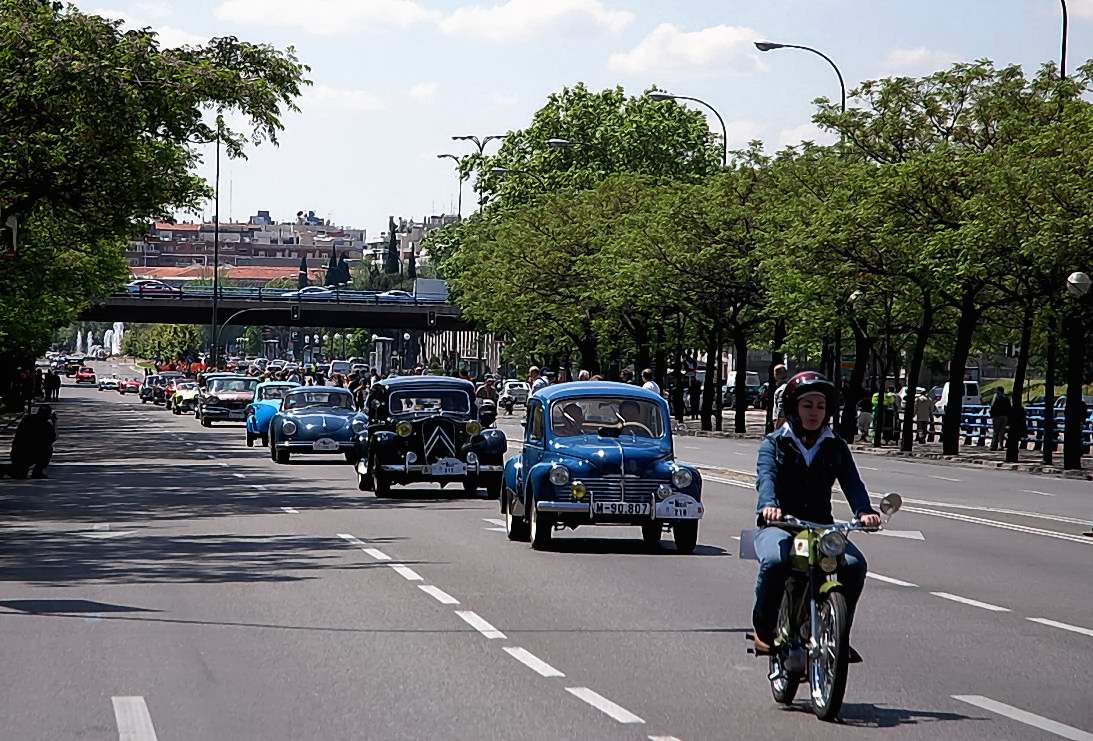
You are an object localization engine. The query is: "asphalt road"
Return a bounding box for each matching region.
[1,365,1091,740]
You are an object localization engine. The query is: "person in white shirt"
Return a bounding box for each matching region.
[640,368,661,396]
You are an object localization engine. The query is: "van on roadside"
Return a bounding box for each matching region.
[935,381,981,413]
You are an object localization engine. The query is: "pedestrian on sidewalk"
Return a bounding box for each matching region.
[688,377,701,420]
[914,388,933,443]
[641,368,660,396]
[989,389,1011,451]
[856,400,873,441]
[4,405,57,479]
[771,364,789,428]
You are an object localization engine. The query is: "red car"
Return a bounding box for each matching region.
[117,378,142,394]
[75,366,97,384]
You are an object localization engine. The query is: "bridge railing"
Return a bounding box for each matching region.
[121,284,450,305]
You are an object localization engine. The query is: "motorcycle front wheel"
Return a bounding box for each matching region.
[809,591,850,721]
[770,592,800,705]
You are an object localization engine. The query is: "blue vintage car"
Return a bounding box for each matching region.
[245,381,300,447]
[354,376,506,497]
[502,382,703,552]
[268,386,367,464]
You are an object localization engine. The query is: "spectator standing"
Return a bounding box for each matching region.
[914,388,934,443]
[577,370,591,381]
[856,400,873,441]
[476,377,500,404]
[989,389,1012,451]
[771,364,789,427]
[688,377,702,419]
[640,368,661,396]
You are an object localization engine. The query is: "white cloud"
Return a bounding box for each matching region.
[723,119,764,146]
[439,0,633,42]
[885,47,962,71]
[408,82,438,101]
[608,23,763,77]
[490,92,520,107]
[1069,0,1093,18]
[133,0,173,19]
[215,0,438,35]
[777,121,836,148]
[88,7,205,47]
[301,84,386,113]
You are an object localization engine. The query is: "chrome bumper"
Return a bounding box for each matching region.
[380,464,504,474]
[277,440,354,450]
[535,501,590,513]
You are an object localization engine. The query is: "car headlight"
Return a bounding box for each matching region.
[282,420,297,436]
[466,420,482,435]
[396,421,413,437]
[818,529,847,558]
[206,396,220,405]
[548,466,570,486]
[571,481,587,500]
[671,467,693,489]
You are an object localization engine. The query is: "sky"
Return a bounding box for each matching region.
[76,0,1093,237]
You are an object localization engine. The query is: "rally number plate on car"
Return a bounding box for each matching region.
[431,458,466,476]
[592,502,651,517]
[654,493,703,520]
[313,438,339,451]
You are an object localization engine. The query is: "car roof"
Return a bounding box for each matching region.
[257,381,300,389]
[534,381,664,404]
[286,385,352,394]
[378,375,475,392]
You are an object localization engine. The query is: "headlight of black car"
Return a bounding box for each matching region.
[282,420,297,436]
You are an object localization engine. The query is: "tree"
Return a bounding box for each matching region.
[384,217,400,274]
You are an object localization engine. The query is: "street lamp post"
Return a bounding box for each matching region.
[648,93,728,167]
[334,333,343,360]
[1061,0,1069,77]
[1063,271,1090,470]
[453,134,507,205]
[210,116,223,367]
[754,42,847,114]
[437,154,465,219]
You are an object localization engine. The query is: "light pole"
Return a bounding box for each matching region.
[403,332,413,369]
[211,114,223,367]
[437,154,465,219]
[334,333,343,359]
[754,42,847,114]
[648,93,728,167]
[453,134,507,205]
[1061,0,1069,77]
[1063,270,1090,470]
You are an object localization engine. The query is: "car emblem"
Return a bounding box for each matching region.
[424,424,457,460]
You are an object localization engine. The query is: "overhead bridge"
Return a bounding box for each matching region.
[78,291,469,330]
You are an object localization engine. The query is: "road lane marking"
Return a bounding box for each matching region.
[929,474,962,482]
[217,462,230,467]
[649,737,683,741]
[931,592,1009,612]
[482,518,506,527]
[858,465,880,471]
[231,473,246,478]
[112,696,158,741]
[1027,617,1093,638]
[873,529,927,541]
[280,507,299,514]
[565,687,644,724]
[703,475,754,489]
[503,647,564,677]
[388,564,423,581]
[455,610,506,639]
[1021,490,1056,497]
[903,506,1093,545]
[337,533,365,546]
[363,548,391,561]
[206,455,216,459]
[952,695,1093,741]
[484,527,507,533]
[867,573,918,588]
[418,585,459,604]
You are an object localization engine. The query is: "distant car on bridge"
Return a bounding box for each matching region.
[126,279,179,295]
[280,286,335,300]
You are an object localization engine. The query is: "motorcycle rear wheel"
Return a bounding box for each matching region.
[770,593,800,705]
[810,591,850,721]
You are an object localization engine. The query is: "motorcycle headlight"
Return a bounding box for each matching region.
[548,466,570,486]
[466,420,482,435]
[671,468,693,489]
[819,530,847,558]
[396,421,413,437]
[282,420,297,436]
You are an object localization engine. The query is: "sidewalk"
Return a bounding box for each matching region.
[847,440,1093,481]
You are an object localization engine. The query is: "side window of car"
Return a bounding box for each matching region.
[528,401,544,443]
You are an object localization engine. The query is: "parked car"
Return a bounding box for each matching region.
[196,376,258,426]
[75,366,97,385]
[117,378,142,395]
[170,381,200,414]
[269,386,368,464]
[723,370,762,409]
[935,381,982,413]
[354,376,504,497]
[501,382,703,553]
[97,375,119,391]
[126,279,179,295]
[244,381,300,447]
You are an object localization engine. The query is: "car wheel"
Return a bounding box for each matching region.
[201,417,212,427]
[141,399,148,404]
[529,496,552,550]
[642,522,662,550]
[246,431,254,447]
[484,474,502,501]
[344,451,360,465]
[357,464,373,492]
[673,521,698,554]
[172,403,181,415]
[462,477,479,497]
[374,470,391,497]
[270,433,278,462]
[275,448,290,464]
[505,490,529,541]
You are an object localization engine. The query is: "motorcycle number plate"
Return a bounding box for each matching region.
[794,537,810,557]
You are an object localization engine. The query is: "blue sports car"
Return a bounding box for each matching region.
[245,381,300,447]
[269,386,368,464]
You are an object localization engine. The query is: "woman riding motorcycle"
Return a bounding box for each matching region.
[752,371,881,656]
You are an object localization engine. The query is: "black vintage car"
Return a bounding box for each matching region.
[355,376,506,498]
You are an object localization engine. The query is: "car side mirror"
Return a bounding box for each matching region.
[879,493,902,521]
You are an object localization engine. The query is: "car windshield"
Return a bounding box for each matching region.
[284,391,355,410]
[177,382,196,390]
[79,367,93,373]
[209,378,258,393]
[259,385,293,401]
[330,361,351,374]
[389,389,471,416]
[506,382,529,391]
[550,397,665,438]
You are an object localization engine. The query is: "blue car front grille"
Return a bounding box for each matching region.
[556,477,660,504]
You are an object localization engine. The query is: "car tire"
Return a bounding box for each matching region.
[357,465,373,492]
[484,475,502,501]
[275,448,290,464]
[246,432,254,447]
[529,496,552,551]
[504,490,530,541]
[344,451,360,465]
[269,433,278,462]
[374,470,391,497]
[462,477,479,497]
[172,403,181,415]
[201,417,212,428]
[141,399,147,404]
[673,521,698,554]
[642,522,662,550]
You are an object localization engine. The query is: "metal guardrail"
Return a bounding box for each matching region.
[119,285,450,305]
[882,403,1093,452]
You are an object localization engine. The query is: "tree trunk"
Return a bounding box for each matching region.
[632,321,650,380]
[765,318,786,433]
[819,334,832,381]
[700,328,717,431]
[900,291,932,452]
[577,333,599,375]
[1005,301,1034,463]
[1043,307,1058,465]
[941,290,980,455]
[839,325,871,441]
[1063,307,1086,469]
[733,327,748,433]
[872,339,891,448]
[713,330,724,432]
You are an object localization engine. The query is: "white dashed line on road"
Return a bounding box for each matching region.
[231,473,246,478]
[952,695,1093,741]
[1021,489,1056,497]
[1027,617,1093,638]
[418,585,459,605]
[503,646,564,677]
[337,533,365,547]
[388,564,423,581]
[565,687,644,724]
[363,547,391,561]
[929,474,962,482]
[867,573,919,588]
[455,610,506,639]
[931,592,1010,612]
[280,507,299,514]
[112,696,158,741]
[858,465,880,471]
[482,518,506,527]
[649,737,683,741]
[702,475,754,489]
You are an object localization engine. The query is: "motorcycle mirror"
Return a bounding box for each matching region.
[879,493,903,517]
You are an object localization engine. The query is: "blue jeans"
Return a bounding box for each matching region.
[752,526,867,643]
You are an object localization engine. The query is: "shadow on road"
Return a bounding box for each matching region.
[836,703,978,728]
[541,537,731,557]
[0,599,158,614]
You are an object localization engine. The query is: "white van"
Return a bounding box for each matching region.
[935,381,982,413]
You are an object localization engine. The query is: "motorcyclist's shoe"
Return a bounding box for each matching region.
[848,646,862,664]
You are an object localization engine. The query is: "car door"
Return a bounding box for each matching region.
[517,400,546,513]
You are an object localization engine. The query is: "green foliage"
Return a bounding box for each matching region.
[122,323,204,360]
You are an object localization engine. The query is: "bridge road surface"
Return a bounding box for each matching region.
[0,364,1089,740]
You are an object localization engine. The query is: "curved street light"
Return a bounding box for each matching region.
[437,154,465,219]
[648,92,728,167]
[1061,0,1069,77]
[754,41,847,114]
